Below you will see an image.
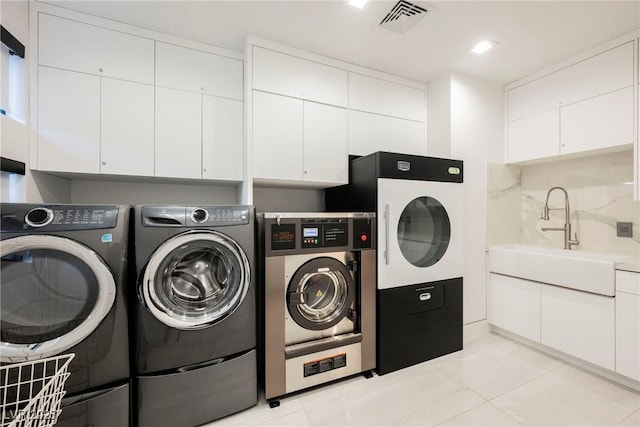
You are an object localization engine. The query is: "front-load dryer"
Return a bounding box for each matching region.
[132,205,257,427]
[0,203,130,427]
[326,152,464,375]
[259,212,376,406]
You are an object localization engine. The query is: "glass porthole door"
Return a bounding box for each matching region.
[0,235,116,362]
[286,257,355,331]
[141,230,251,330]
[397,196,451,268]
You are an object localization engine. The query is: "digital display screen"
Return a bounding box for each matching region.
[303,227,319,238]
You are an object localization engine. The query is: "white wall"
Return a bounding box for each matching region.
[253,186,325,212]
[431,72,505,324]
[426,75,451,158]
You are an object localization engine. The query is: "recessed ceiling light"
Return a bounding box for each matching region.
[471,40,495,55]
[348,0,369,9]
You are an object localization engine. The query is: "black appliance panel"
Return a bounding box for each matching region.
[56,382,129,427]
[376,278,463,375]
[1,204,118,231]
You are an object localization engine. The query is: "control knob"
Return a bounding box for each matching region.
[25,207,54,228]
[191,208,209,224]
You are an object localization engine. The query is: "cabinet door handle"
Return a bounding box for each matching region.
[384,203,390,265]
[419,292,431,301]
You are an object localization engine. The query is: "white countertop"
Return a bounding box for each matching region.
[616,257,640,273]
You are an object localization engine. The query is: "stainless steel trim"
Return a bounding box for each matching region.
[284,333,362,359]
[0,235,116,362]
[262,212,375,219]
[384,204,390,265]
[141,230,250,330]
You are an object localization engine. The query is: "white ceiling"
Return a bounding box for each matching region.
[45,0,640,85]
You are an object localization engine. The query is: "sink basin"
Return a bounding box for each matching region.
[488,245,625,296]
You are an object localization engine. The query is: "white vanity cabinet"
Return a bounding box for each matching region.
[37,66,154,176]
[540,284,615,370]
[252,91,347,185]
[488,274,541,342]
[506,40,635,163]
[155,87,244,180]
[615,270,640,381]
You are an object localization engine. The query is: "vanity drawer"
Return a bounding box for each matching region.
[616,270,640,295]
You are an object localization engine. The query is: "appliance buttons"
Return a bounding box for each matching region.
[359,233,368,242]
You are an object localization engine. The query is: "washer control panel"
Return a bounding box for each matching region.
[1,204,118,231]
[141,206,251,227]
[301,219,348,249]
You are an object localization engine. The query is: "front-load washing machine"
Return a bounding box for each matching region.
[0,203,130,427]
[132,205,256,427]
[326,152,464,375]
[259,212,376,405]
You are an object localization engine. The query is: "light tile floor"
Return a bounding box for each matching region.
[207,327,640,426]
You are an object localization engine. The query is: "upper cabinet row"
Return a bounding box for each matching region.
[506,40,635,163]
[34,13,244,181]
[249,44,427,187]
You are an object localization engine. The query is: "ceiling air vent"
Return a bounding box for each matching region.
[378,0,429,34]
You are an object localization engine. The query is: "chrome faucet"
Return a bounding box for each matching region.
[540,186,580,250]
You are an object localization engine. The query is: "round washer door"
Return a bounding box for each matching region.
[397,196,451,268]
[141,230,251,330]
[0,235,116,362]
[287,257,355,331]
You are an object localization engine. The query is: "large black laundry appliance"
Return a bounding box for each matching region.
[0,203,131,427]
[132,205,257,427]
[326,152,464,375]
[259,212,376,406]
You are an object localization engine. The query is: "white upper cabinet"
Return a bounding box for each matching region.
[37,66,100,174]
[349,73,425,122]
[252,46,348,107]
[202,96,244,181]
[155,42,243,100]
[155,87,203,179]
[100,78,155,176]
[348,110,426,156]
[252,91,347,185]
[560,86,634,155]
[506,39,635,163]
[38,13,154,84]
[303,102,347,184]
[252,91,303,181]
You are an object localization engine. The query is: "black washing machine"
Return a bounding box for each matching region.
[132,205,257,427]
[0,203,130,427]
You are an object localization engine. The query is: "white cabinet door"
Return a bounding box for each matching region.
[37,66,100,173]
[507,73,564,122]
[488,274,541,343]
[541,284,615,370]
[202,96,244,181]
[155,87,202,179]
[252,91,303,181]
[38,13,154,84]
[252,46,347,107]
[101,78,154,176]
[303,102,347,184]
[560,87,634,155]
[507,109,559,163]
[155,42,243,100]
[616,291,640,381]
[559,41,634,106]
[349,73,425,122]
[348,110,425,156]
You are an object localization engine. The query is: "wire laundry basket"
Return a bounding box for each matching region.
[0,353,74,427]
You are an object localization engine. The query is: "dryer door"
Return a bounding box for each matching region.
[0,235,116,362]
[141,230,251,330]
[286,257,356,331]
[377,178,463,289]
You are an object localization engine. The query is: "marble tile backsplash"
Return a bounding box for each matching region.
[487,150,639,257]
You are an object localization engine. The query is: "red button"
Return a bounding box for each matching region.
[360,233,368,242]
